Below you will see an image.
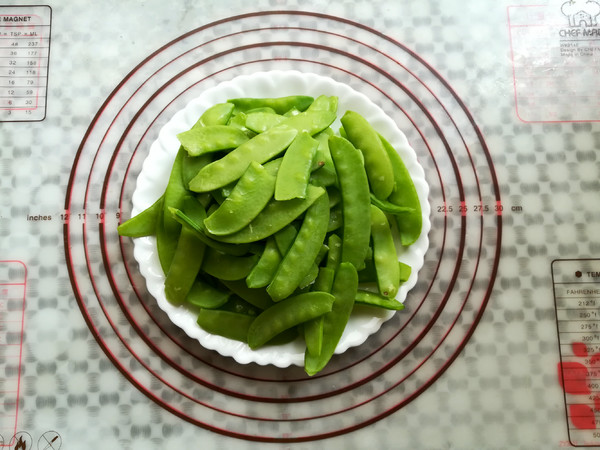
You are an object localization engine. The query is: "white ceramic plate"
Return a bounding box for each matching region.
[131,70,430,368]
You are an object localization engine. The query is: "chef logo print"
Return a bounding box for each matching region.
[561,0,600,27]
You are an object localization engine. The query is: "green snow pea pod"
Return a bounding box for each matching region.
[369,193,415,215]
[164,225,206,305]
[306,95,338,113]
[220,279,274,311]
[328,135,371,270]
[227,95,314,114]
[247,291,335,349]
[340,110,394,200]
[326,233,342,270]
[267,192,330,301]
[192,102,235,128]
[370,204,400,298]
[184,277,231,309]
[245,112,286,133]
[188,126,297,192]
[379,134,423,246]
[399,261,412,283]
[163,147,188,236]
[245,237,281,289]
[201,247,259,281]
[169,205,251,256]
[279,110,337,136]
[177,125,249,157]
[117,194,164,237]
[219,296,261,316]
[182,153,213,187]
[275,131,318,200]
[354,289,405,310]
[227,111,256,138]
[196,309,255,343]
[304,266,336,357]
[203,161,276,236]
[304,262,358,376]
[156,206,179,274]
[309,128,337,188]
[210,184,326,244]
[327,205,343,232]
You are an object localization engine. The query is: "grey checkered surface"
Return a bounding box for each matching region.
[1,0,599,448]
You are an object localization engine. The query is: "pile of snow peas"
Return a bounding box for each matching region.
[118,94,422,375]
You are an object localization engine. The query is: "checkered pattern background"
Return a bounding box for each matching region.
[1,0,599,448]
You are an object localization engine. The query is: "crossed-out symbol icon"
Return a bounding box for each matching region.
[37,431,61,450]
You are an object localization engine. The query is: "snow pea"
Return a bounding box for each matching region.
[247,291,335,349]
[117,194,164,237]
[227,111,256,138]
[177,125,249,157]
[227,95,314,115]
[193,102,234,128]
[369,193,415,215]
[306,95,338,113]
[220,279,274,311]
[304,262,358,376]
[210,184,326,244]
[328,135,371,270]
[196,309,255,343]
[245,112,285,133]
[201,247,259,281]
[304,266,336,357]
[370,204,400,298]
[279,110,337,136]
[326,233,342,270]
[182,153,213,187]
[274,223,298,255]
[354,289,405,310]
[267,192,330,301]
[275,132,318,200]
[245,237,281,289]
[203,161,276,235]
[164,225,206,305]
[163,147,188,236]
[188,126,297,192]
[399,261,412,283]
[309,128,337,187]
[184,277,231,309]
[340,110,395,200]
[379,134,423,246]
[156,206,179,274]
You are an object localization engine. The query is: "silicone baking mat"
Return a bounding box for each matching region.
[1,1,599,448]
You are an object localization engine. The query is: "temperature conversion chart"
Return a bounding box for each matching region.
[554,259,600,447]
[0,5,51,122]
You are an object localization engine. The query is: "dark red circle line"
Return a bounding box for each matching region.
[64,10,502,442]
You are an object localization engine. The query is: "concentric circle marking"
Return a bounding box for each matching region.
[64,11,501,442]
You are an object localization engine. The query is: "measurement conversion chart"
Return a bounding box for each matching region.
[0,5,51,122]
[553,259,600,446]
[0,261,27,448]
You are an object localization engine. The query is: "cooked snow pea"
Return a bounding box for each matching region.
[156,206,179,274]
[355,289,405,310]
[196,309,255,343]
[369,193,415,215]
[245,237,281,289]
[326,233,342,270]
[188,127,297,192]
[164,225,206,305]
[275,131,318,200]
[169,205,251,256]
[201,248,259,281]
[117,194,164,237]
[209,184,326,244]
[177,125,249,157]
[274,223,298,255]
[247,291,335,349]
[163,147,188,236]
[228,95,314,115]
[267,192,330,301]
[340,110,394,200]
[304,265,336,356]
[182,153,213,187]
[304,262,358,376]
[370,204,400,298]
[204,161,276,235]
[399,261,412,283]
[309,128,337,187]
[245,112,286,133]
[379,134,423,246]
[227,111,256,138]
[193,102,235,128]
[327,205,343,232]
[306,94,338,113]
[184,277,231,309]
[328,135,371,270]
[220,279,274,311]
[279,110,337,136]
